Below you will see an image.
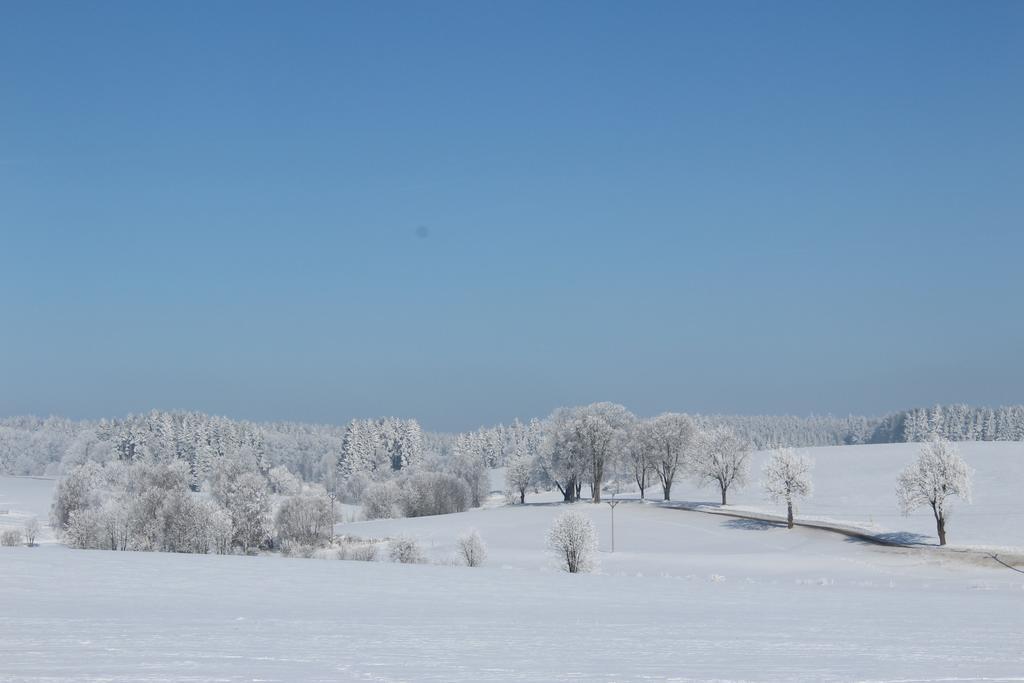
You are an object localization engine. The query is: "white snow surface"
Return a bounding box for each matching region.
[663,441,1024,549]
[0,475,56,543]
[1,443,1023,681]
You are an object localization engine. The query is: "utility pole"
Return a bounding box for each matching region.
[606,497,621,552]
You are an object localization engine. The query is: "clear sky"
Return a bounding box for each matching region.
[2,1,1022,432]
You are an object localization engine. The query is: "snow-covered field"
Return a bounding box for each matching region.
[3,521,1023,681]
[1,442,1023,681]
[0,475,56,544]
[664,441,1024,549]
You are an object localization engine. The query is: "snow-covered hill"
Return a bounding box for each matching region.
[2,442,1022,680]
[665,441,1024,548]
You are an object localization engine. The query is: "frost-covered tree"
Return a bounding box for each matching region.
[361,480,402,520]
[574,402,633,503]
[762,448,813,528]
[222,471,271,552]
[505,446,534,504]
[447,433,490,507]
[642,413,697,501]
[622,419,654,499]
[51,460,104,530]
[23,517,40,546]
[275,488,333,547]
[268,465,302,495]
[547,510,598,574]
[896,438,972,546]
[693,426,751,505]
[1,528,23,546]
[537,407,587,502]
[389,537,425,564]
[396,472,471,517]
[457,528,487,567]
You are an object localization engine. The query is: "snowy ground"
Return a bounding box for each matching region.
[3,537,1023,682]
[1,442,1023,681]
[662,441,1024,549]
[0,475,56,543]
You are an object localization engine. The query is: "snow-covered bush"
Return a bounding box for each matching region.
[335,536,380,562]
[457,529,487,567]
[397,472,471,518]
[547,510,598,574]
[361,480,402,519]
[389,537,426,564]
[275,489,333,547]
[23,517,40,546]
[1,528,23,546]
[762,448,813,528]
[280,540,318,558]
[896,438,972,546]
[54,458,256,554]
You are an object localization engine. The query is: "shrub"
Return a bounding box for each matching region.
[280,540,317,558]
[388,537,425,564]
[457,529,487,567]
[345,543,379,562]
[397,472,471,518]
[361,481,401,520]
[275,489,333,546]
[547,510,598,574]
[1,528,23,546]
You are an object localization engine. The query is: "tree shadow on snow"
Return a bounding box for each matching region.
[722,518,787,531]
[842,531,932,547]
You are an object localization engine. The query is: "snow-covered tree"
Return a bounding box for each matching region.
[268,465,302,495]
[1,528,23,546]
[275,488,333,547]
[621,419,654,499]
[389,537,425,564]
[574,402,633,503]
[23,517,40,546]
[504,446,533,504]
[222,471,271,552]
[642,413,697,501]
[762,448,813,528]
[537,407,587,502]
[546,510,598,574]
[457,528,487,567]
[692,426,752,505]
[896,438,972,546]
[361,480,402,520]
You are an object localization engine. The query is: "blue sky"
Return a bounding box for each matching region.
[2,1,1022,431]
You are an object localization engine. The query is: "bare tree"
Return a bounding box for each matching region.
[546,510,598,573]
[896,438,972,546]
[693,427,752,505]
[762,448,813,528]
